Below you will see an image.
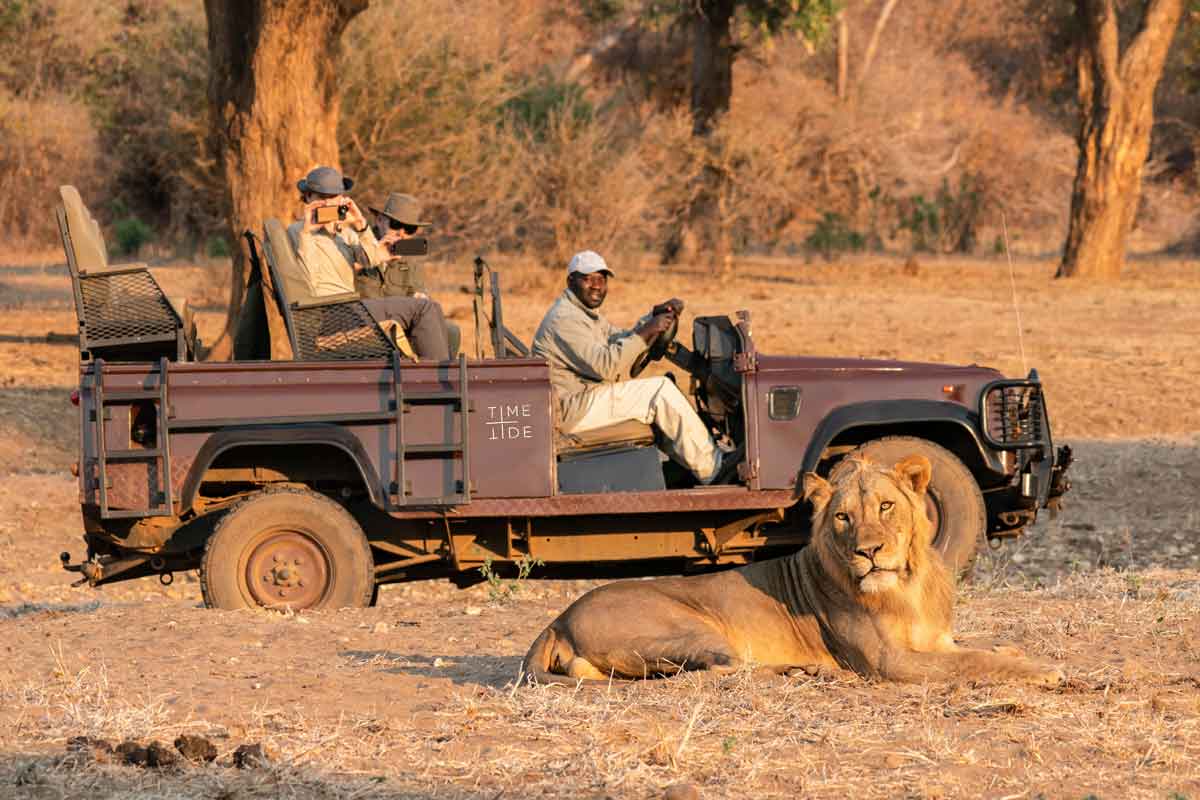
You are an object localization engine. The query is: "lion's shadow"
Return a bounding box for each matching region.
[340,649,521,688]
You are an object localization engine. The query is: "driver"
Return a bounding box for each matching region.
[532,250,729,484]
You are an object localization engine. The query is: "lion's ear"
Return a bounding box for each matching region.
[893,455,932,495]
[802,472,833,514]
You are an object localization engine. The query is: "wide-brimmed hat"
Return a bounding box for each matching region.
[368,193,431,227]
[297,166,353,196]
[567,250,613,277]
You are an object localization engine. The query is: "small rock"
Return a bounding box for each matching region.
[295,616,310,624]
[372,621,389,634]
[664,782,701,800]
[116,740,149,767]
[174,734,217,763]
[432,657,445,668]
[65,736,114,764]
[464,606,482,616]
[146,741,178,768]
[233,743,269,769]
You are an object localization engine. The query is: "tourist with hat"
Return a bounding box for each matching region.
[531,250,730,484]
[361,193,461,358]
[361,192,432,299]
[286,166,450,361]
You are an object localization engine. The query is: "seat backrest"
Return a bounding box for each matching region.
[262,218,317,307]
[59,185,109,274]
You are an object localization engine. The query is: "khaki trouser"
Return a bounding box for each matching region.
[361,296,450,361]
[563,376,719,482]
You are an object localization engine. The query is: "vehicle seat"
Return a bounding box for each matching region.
[260,218,408,361]
[57,185,196,362]
[556,419,655,455]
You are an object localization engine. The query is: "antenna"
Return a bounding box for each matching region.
[1001,213,1028,376]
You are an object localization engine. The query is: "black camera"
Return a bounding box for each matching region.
[388,237,429,257]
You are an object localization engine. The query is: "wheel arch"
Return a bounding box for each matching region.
[179,425,385,514]
[800,400,1006,484]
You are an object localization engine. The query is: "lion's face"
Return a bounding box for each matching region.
[802,455,933,594]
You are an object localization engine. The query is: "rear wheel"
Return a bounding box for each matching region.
[201,488,374,610]
[853,436,986,580]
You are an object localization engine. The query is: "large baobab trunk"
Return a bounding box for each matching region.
[1057,0,1183,280]
[204,0,368,358]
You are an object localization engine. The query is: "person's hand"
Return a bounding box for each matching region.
[635,312,674,343]
[343,198,369,232]
[302,199,334,233]
[651,298,684,317]
[378,228,405,259]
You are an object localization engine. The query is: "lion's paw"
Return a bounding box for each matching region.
[990,643,1025,658]
[1028,664,1066,687]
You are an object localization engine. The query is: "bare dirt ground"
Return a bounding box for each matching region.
[1,252,1199,798]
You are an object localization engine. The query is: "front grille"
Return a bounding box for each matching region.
[983,383,1045,448]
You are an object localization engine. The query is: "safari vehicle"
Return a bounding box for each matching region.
[54,186,1072,610]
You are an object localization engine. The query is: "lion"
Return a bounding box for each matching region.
[523,454,1064,686]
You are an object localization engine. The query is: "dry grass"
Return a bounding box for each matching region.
[1,252,1199,797]
[0,572,1198,798]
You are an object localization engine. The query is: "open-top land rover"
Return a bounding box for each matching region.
[55,186,1072,609]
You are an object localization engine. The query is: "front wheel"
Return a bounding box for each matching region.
[853,436,986,580]
[200,488,375,610]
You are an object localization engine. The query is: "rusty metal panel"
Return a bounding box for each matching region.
[385,486,797,519]
[751,355,1003,490]
[107,461,153,510]
[528,530,701,562]
[98,357,554,507]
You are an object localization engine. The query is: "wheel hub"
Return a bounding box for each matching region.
[245,530,329,608]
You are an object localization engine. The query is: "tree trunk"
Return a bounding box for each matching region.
[691,0,735,137]
[662,0,735,271]
[203,0,368,359]
[1057,0,1183,280]
[836,10,849,102]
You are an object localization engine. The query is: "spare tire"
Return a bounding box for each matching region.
[852,436,986,580]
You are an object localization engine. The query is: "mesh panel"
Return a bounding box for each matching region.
[79,271,178,343]
[984,384,1045,447]
[292,301,394,360]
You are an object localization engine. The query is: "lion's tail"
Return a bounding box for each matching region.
[520,625,614,687]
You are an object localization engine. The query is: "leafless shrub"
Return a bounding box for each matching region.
[0,92,102,245]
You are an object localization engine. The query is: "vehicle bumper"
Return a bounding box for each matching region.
[979,374,1073,536]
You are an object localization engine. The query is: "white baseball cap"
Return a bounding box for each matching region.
[567,250,613,277]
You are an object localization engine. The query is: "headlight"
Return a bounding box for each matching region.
[981,382,1045,449]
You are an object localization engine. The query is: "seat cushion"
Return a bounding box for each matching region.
[557,420,655,454]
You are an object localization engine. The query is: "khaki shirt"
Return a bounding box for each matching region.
[355,257,425,299]
[531,288,648,428]
[286,221,388,297]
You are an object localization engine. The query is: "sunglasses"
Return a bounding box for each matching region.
[388,220,420,235]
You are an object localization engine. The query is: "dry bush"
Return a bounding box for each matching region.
[710,35,1076,257]
[0,91,102,245]
[88,2,221,252]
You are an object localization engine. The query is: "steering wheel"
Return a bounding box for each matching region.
[630,314,678,378]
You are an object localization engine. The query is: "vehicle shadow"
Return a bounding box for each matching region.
[339,649,523,689]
